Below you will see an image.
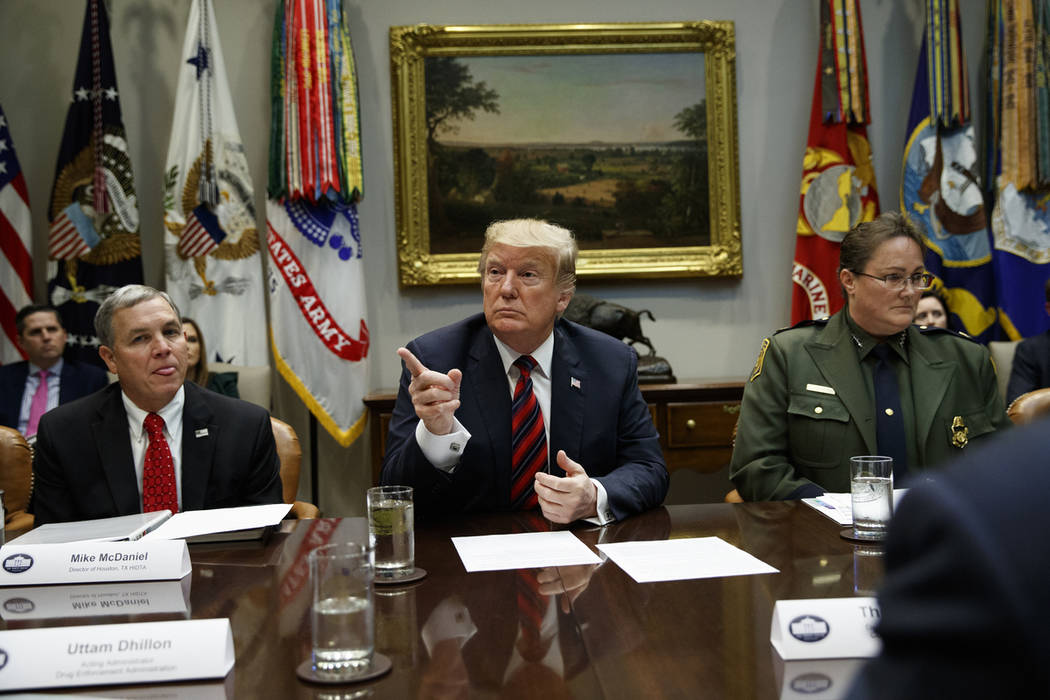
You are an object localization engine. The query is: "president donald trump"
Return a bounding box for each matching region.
[32,285,282,525]
[381,219,668,524]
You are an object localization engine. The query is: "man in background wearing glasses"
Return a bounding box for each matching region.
[730,212,1010,501]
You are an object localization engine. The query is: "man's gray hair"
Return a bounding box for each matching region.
[95,285,181,348]
[477,218,578,294]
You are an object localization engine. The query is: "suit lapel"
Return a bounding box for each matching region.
[806,314,877,453]
[549,322,584,476]
[93,385,142,515]
[59,361,77,404]
[467,329,513,501]
[907,328,954,455]
[180,383,216,511]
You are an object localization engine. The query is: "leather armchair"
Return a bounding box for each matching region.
[1007,387,1050,426]
[270,417,320,518]
[0,425,34,531]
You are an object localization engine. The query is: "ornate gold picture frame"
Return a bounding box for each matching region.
[390,22,741,286]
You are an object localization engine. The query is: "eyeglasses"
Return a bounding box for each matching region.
[854,271,934,291]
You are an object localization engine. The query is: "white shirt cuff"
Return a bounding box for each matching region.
[584,478,615,525]
[415,418,471,472]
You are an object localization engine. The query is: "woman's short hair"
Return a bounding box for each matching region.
[477,219,577,294]
[838,212,928,297]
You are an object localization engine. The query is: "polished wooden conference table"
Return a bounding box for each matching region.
[3,502,883,698]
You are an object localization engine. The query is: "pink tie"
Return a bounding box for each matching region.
[26,370,49,437]
[142,413,179,513]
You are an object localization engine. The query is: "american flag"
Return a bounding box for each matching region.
[176,204,225,258]
[0,104,32,364]
[48,202,99,260]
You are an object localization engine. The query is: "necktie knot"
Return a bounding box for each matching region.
[871,343,893,362]
[37,369,49,381]
[144,413,165,439]
[514,355,537,379]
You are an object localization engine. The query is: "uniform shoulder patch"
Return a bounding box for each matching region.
[749,338,770,382]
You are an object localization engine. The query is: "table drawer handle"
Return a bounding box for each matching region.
[686,419,696,429]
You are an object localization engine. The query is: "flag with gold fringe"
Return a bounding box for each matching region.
[0,103,32,365]
[791,0,879,323]
[901,0,998,341]
[47,0,142,366]
[987,0,1050,340]
[267,0,369,446]
[163,0,268,366]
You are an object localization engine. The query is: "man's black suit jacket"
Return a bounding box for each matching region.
[845,418,1050,699]
[1006,329,1050,405]
[381,314,669,521]
[32,381,283,525]
[0,359,108,431]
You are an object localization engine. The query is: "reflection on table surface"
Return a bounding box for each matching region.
[1,503,883,699]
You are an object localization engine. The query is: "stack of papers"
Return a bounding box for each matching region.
[802,490,910,526]
[7,503,292,545]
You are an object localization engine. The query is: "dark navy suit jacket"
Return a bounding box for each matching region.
[1006,329,1050,405]
[32,381,283,525]
[0,359,108,431]
[380,314,668,521]
[846,418,1050,699]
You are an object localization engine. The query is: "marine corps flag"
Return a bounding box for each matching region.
[0,103,32,365]
[163,0,267,366]
[791,0,879,323]
[47,0,142,366]
[987,0,1050,340]
[901,1,998,341]
[268,0,369,446]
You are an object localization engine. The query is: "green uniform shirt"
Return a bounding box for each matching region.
[729,309,1011,500]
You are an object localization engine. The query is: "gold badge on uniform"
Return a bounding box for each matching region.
[950,416,969,448]
[749,338,770,383]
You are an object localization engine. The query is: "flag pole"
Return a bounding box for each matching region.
[309,413,320,508]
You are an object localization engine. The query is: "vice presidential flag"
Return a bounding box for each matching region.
[163,0,267,366]
[901,1,998,341]
[47,0,142,366]
[0,103,32,364]
[791,0,879,323]
[268,0,369,446]
[987,0,1050,340]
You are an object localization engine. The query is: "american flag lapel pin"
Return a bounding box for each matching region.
[570,377,581,390]
[195,428,209,438]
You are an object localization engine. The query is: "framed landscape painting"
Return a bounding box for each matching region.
[390,22,741,286]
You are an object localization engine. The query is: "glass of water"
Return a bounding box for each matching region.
[850,456,894,541]
[367,486,415,580]
[309,542,374,678]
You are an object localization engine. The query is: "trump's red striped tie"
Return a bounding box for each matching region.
[511,355,547,509]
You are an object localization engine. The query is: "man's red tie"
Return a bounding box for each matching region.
[511,355,547,510]
[142,413,179,513]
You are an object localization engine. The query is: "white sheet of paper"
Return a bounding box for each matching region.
[140,503,291,541]
[451,531,601,572]
[802,489,910,526]
[596,537,778,583]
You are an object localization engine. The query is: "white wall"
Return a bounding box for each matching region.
[0,0,986,514]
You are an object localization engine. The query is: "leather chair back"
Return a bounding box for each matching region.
[0,425,34,530]
[1007,387,1050,425]
[270,417,320,518]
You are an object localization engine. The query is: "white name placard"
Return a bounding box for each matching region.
[0,579,191,621]
[770,597,881,660]
[0,618,234,691]
[0,541,191,586]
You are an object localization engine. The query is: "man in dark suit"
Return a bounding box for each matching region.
[845,419,1050,699]
[32,285,282,525]
[0,305,107,436]
[1005,277,1050,405]
[381,219,668,523]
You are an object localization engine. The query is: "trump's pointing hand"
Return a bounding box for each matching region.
[397,347,462,436]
